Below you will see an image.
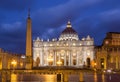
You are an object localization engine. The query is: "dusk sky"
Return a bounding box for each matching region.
[0,0,120,54]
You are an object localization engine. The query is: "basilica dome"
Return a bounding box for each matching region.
[59,21,79,41]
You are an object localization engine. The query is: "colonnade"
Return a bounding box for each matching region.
[39,50,81,66]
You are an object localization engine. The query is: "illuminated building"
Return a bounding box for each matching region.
[96,32,120,69]
[0,48,25,69]
[33,21,95,67]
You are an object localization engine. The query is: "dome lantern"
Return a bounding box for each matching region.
[59,21,79,41]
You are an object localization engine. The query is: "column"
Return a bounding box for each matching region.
[59,52,60,61]
[56,51,58,63]
[71,51,72,66]
[53,50,55,66]
[64,51,67,66]
[53,50,56,66]
[55,50,56,66]
[77,51,79,66]
[116,57,118,69]
[40,50,42,66]
[69,51,71,66]
[46,51,48,66]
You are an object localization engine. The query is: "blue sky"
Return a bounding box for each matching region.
[0,0,120,54]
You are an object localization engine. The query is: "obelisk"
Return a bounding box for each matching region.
[25,9,32,69]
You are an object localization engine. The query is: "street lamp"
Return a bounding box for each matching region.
[94,62,97,71]
[94,63,97,67]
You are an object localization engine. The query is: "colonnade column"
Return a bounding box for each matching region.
[46,52,48,65]
[59,52,60,61]
[53,50,55,65]
[42,49,44,66]
[71,51,73,66]
[116,57,118,69]
[64,51,67,66]
[76,51,79,66]
[53,50,56,66]
[40,50,42,66]
[69,51,71,66]
[70,51,73,66]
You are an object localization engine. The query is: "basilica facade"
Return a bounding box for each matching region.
[33,21,95,68]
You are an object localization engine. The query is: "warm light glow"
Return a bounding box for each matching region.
[57,43,59,46]
[44,75,56,82]
[94,72,97,82]
[73,53,76,56]
[73,43,76,46]
[61,57,64,59]
[47,57,53,62]
[105,41,109,44]
[50,44,53,46]
[20,63,23,67]
[66,43,68,46]
[11,73,17,82]
[11,60,17,67]
[94,63,97,66]
[102,63,104,65]
[57,60,62,65]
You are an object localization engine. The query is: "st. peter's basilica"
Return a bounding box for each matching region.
[33,21,94,67]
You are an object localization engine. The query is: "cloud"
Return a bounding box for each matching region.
[31,0,102,42]
[1,22,22,31]
[32,0,101,27]
[0,22,26,54]
[99,9,120,22]
[0,0,34,11]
